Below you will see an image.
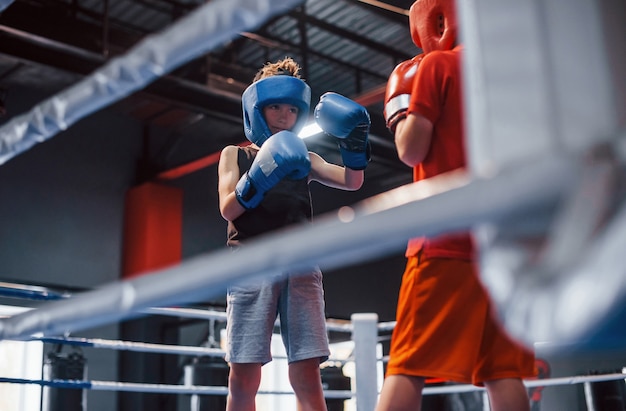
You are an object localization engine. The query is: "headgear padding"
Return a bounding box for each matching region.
[242,76,311,146]
[409,0,458,54]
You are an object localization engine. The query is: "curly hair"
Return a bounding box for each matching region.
[253,57,302,82]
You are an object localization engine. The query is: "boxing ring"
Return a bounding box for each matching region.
[1,286,625,410]
[0,0,625,409]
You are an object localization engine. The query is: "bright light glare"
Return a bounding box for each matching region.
[298,122,322,139]
[0,305,42,411]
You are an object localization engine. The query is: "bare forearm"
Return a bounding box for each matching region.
[394,114,433,167]
[220,192,246,222]
[344,168,364,190]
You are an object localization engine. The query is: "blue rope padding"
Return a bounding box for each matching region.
[0,285,70,301]
[0,377,92,389]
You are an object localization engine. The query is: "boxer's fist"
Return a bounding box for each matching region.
[314,92,371,170]
[384,55,423,133]
[235,130,311,210]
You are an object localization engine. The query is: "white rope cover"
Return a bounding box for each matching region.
[38,336,226,357]
[1,372,624,396]
[0,158,578,342]
[0,0,305,165]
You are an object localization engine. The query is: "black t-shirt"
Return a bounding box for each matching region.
[227,146,312,247]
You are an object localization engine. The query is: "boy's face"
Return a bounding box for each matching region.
[263,103,299,135]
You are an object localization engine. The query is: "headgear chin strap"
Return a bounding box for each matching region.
[409,0,458,54]
[242,76,311,146]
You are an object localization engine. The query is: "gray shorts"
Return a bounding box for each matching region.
[225,268,330,365]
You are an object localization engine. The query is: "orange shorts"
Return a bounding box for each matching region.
[386,256,536,385]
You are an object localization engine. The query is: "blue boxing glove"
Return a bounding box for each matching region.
[235,130,311,210]
[314,92,371,170]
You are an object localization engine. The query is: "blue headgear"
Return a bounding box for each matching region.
[242,75,311,146]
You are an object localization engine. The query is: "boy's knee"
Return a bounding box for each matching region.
[229,365,261,395]
[289,359,322,390]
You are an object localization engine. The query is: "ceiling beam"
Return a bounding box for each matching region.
[344,0,410,24]
[286,10,413,62]
[0,24,243,119]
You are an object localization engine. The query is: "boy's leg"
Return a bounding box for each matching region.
[376,374,425,411]
[485,377,530,411]
[226,362,262,411]
[288,358,328,411]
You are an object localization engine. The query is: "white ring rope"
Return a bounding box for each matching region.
[1,372,624,397]
[29,335,351,363]
[143,306,357,333]
[424,373,626,395]
[0,377,352,398]
[16,305,358,361]
[141,306,227,322]
[37,336,226,358]
[2,291,624,402]
[0,158,578,341]
[376,321,396,333]
[479,146,626,346]
[0,0,304,165]
[0,282,389,335]
[0,281,367,334]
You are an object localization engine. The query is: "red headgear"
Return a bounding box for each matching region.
[409,0,458,53]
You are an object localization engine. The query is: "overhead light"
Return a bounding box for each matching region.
[298,122,322,139]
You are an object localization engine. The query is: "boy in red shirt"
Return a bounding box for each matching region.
[377,1,536,410]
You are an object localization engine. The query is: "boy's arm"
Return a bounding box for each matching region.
[217,145,246,222]
[308,152,363,190]
[234,131,310,210]
[314,92,371,171]
[392,53,438,167]
[395,114,433,167]
[308,92,369,190]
